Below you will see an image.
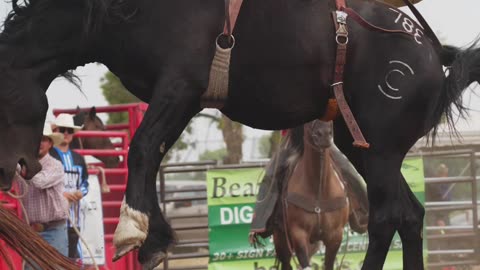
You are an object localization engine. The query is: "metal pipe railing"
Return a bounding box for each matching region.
[470,152,480,259]
[154,151,480,269]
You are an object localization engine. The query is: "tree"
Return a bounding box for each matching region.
[197,113,244,164]
[258,131,282,158]
[198,148,227,162]
[219,115,243,164]
[101,72,246,164]
[100,72,140,124]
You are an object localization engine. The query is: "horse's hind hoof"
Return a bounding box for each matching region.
[141,251,167,270]
[113,244,140,261]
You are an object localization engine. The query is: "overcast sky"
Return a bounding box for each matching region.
[0,0,479,159]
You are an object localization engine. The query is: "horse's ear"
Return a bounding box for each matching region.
[76,106,81,113]
[89,106,97,119]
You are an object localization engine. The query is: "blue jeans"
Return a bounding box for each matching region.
[24,221,68,270]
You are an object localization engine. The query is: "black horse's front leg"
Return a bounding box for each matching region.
[112,78,202,269]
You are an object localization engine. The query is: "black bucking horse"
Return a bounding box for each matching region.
[0,0,479,269]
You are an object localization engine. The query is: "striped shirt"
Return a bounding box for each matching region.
[17,154,69,224]
[51,147,89,228]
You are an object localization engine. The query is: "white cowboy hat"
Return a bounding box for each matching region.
[43,123,64,146]
[53,113,83,132]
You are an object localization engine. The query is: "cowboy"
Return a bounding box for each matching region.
[14,123,69,269]
[250,126,368,243]
[50,113,89,260]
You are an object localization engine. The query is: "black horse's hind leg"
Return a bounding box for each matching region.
[363,213,396,269]
[359,154,408,270]
[397,176,425,269]
[358,155,425,270]
[112,78,202,269]
[335,131,426,270]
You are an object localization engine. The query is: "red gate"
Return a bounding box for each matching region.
[0,103,148,270]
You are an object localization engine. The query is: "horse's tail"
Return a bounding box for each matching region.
[432,40,480,136]
[0,205,79,270]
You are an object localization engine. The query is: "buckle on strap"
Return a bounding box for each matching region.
[331,7,370,149]
[331,81,343,87]
[335,11,349,45]
[336,11,348,24]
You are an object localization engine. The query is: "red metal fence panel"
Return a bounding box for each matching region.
[0,103,147,270]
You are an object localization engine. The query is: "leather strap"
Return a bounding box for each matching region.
[286,192,347,214]
[334,85,370,148]
[202,0,244,109]
[336,0,413,37]
[336,0,346,9]
[31,220,65,232]
[331,0,370,149]
[400,0,442,54]
[223,0,244,36]
[343,8,413,36]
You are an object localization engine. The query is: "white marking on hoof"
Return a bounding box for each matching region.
[113,198,149,260]
[302,267,312,270]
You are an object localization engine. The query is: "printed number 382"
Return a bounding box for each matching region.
[389,8,424,45]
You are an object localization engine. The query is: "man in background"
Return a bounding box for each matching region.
[426,163,452,227]
[15,123,69,269]
[50,113,89,261]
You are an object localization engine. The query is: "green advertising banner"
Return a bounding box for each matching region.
[207,158,425,270]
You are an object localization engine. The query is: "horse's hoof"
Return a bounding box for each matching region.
[112,199,149,261]
[113,244,140,261]
[141,251,167,270]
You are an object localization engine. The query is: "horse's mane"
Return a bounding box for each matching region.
[0,0,136,86]
[2,0,135,42]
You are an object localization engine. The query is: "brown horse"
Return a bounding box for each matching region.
[273,121,353,270]
[72,107,120,168]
